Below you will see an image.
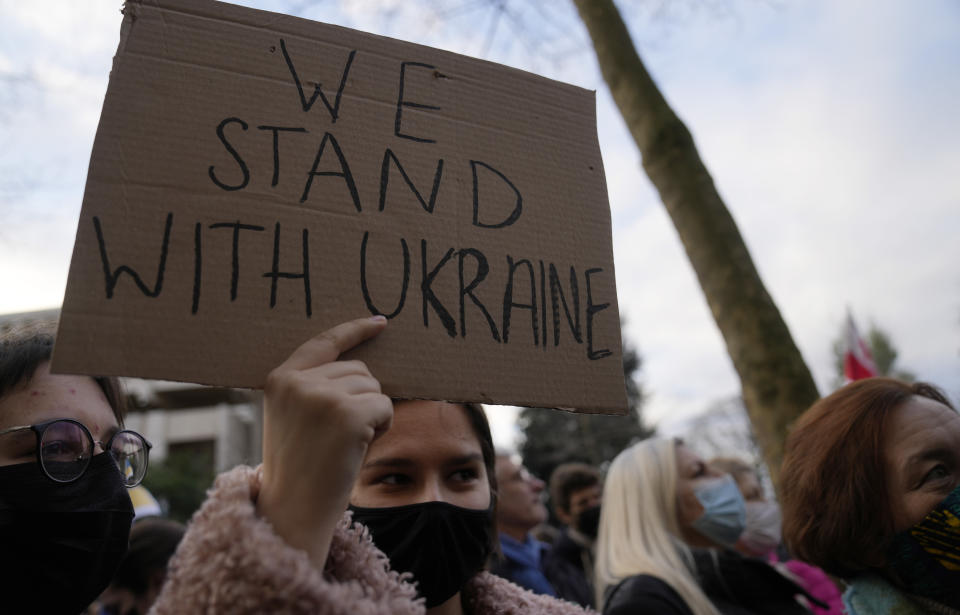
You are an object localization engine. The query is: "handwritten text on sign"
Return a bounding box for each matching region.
[54,0,626,413]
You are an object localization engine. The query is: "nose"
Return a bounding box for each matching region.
[93,441,108,455]
[530,476,545,492]
[417,476,444,503]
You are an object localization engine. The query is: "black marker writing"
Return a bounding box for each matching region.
[262,223,312,317]
[360,231,410,319]
[395,61,441,143]
[94,213,173,299]
[280,38,356,121]
[209,117,250,191]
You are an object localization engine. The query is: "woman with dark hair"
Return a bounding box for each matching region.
[150,316,590,615]
[0,323,151,614]
[780,378,960,614]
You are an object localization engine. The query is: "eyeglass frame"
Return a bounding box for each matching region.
[0,418,153,486]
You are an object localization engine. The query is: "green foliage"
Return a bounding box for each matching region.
[518,329,651,483]
[831,321,915,388]
[142,445,215,523]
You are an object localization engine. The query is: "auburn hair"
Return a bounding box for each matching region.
[780,378,953,578]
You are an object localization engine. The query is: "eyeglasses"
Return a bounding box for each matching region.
[0,418,152,487]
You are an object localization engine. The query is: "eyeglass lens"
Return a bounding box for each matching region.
[38,420,149,486]
[109,430,149,487]
[39,420,92,482]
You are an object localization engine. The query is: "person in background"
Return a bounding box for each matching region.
[490,451,557,596]
[709,457,779,557]
[596,438,814,615]
[710,458,763,503]
[543,462,603,608]
[96,518,186,615]
[781,378,960,615]
[711,456,843,615]
[0,323,149,614]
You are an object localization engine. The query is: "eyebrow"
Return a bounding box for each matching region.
[362,457,416,470]
[447,453,483,467]
[905,446,955,468]
[362,453,483,471]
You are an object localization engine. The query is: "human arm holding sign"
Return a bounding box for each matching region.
[256,314,392,570]
[150,316,428,615]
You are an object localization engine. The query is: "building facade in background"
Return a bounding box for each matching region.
[1,308,263,486]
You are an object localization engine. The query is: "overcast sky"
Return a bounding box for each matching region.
[2,0,958,447]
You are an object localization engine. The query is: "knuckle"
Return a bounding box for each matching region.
[343,360,370,374]
[264,367,290,393]
[316,330,338,347]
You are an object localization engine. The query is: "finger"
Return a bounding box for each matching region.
[307,360,373,380]
[282,316,387,371]
[324,374,382,396]
[353,392,394,440]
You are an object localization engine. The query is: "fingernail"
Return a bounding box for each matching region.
[370,315,387,323]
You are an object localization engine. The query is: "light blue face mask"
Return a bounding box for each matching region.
[690,474,747,547]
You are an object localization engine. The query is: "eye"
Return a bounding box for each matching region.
[41,440,85,461]
[922,464,951,485]
[375,473,411,486]
[450,467,480,483]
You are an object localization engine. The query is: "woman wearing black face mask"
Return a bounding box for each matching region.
[150,317,591,615]
[0,325,150,614]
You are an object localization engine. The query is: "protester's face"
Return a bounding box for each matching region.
[883,396,960,533]
[566,483,602,522]
[494,455,547,531]
[674,443,727,546]
[0,362,118,466]
[351,400,490,510]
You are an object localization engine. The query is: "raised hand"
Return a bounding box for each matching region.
[256,315,392,568]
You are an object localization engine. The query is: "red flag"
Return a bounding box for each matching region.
[843,312,877,381]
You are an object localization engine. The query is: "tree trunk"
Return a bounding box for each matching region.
[572,0,819,482]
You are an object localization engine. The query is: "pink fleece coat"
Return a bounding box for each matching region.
[150,465,592,615]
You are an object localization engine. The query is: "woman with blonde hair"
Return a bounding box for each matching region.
[595,438,814,615]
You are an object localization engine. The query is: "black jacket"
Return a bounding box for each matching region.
[542,528,595,608]
[603,548,817,615]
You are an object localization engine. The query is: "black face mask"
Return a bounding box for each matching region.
[575,504,601,539]
[0,453,134,615]
[348,500,494,608]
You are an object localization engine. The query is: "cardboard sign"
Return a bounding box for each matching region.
[52,0,626,413]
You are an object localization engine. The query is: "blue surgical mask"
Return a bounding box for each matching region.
[691,474,746,547]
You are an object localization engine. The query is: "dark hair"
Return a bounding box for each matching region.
[459,402,499,558]
[0,323,127,427]
[549,462,601,515]
[111,518,186,594]
[780,378,954,578]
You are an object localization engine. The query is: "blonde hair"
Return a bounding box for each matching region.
[595,439,720,615]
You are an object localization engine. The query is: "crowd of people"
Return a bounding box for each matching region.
[1,318,958,615]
